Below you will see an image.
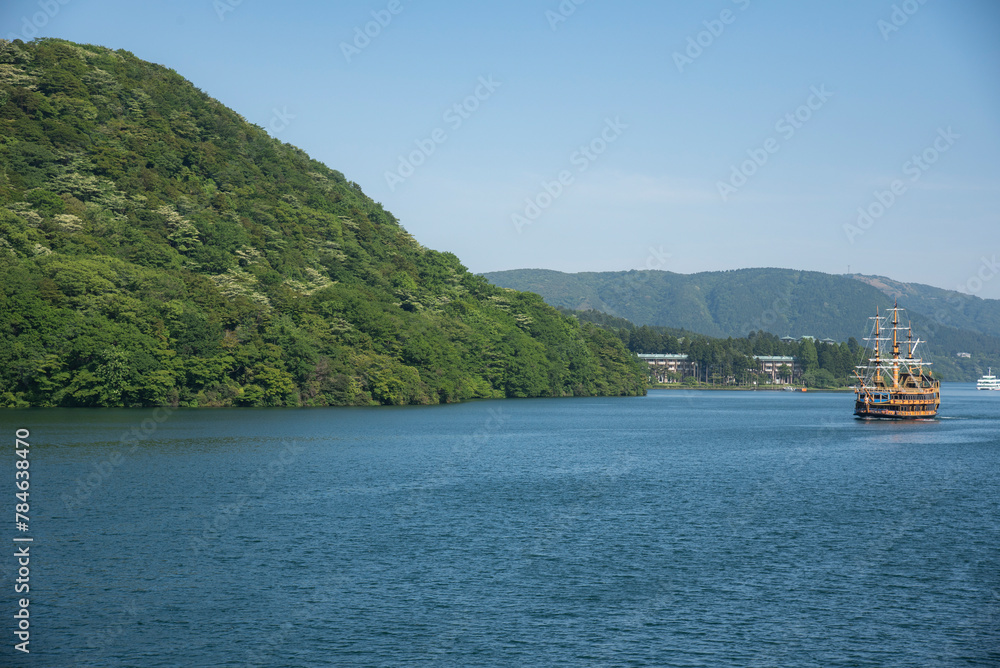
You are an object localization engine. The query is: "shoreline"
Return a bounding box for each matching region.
[648,384,855,393]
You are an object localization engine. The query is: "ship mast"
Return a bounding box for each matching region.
[892,300,900,388]
[873,307,880,363]
[859,305,910,390]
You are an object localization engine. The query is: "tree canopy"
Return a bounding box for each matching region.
[0,38,646,407]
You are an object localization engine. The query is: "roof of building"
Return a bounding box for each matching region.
[637,353,689,360]
[753,356,796,362]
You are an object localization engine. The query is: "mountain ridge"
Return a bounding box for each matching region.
[483,267,1000,381]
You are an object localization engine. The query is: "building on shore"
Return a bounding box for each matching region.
[781,335,836,346]
[754,356,800,384]
[638,354,697,383]
[639,353,801,384]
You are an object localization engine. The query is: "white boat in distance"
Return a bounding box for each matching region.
[977,368,1000,391]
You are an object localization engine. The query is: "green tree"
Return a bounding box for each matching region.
[803,368,836,388]
[778,363,792,384]
[799,338,819,372]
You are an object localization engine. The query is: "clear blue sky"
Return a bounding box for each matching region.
[4,0,999,297]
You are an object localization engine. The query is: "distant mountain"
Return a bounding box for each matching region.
[850,274,1000,337]
[483,268,1000,381]
[0,38,645,407]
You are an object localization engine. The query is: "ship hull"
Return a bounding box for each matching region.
[853,406,938,419]
[853,389,939,420]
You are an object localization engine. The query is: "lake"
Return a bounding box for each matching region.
[2,385,998,666]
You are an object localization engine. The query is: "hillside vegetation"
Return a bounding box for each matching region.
[0,38,645,407]
[851,273,1000,337]
[487,268,1000,381]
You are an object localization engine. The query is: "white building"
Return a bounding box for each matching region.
[637,354,697,382]
[753,356,800,384]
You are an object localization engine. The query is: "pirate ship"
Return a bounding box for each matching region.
[853,302,940,419]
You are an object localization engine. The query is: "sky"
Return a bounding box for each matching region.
[4,0,999,298]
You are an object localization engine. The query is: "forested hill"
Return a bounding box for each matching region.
[849,273,1000,337]
[484,268,1000,381]
[0,38,645,407]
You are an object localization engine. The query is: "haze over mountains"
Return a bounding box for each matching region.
[483,267,1000,381]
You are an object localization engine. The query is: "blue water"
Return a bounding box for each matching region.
[2,385,999,666]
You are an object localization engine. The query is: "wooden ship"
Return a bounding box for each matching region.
[853,302,940,419]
